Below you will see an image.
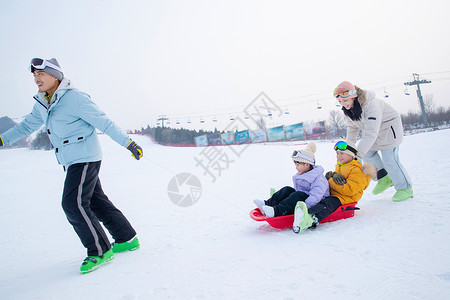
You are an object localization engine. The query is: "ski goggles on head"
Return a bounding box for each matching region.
[30,58,62,72]
[333,87,357,99]
[292,150,315,164]
[334,141,358,155]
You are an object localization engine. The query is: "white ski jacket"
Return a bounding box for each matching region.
[345,90,404,158]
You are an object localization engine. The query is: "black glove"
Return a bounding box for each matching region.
[332,173,347,185]
[0,136,4,147]
[126,140,143,160]
[325,171,334,180]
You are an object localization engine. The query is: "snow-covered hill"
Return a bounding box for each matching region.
[1,130,450,299]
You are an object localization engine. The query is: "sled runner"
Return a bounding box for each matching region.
[250,202,359,229]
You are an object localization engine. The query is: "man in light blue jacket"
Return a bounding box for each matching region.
[0,58,143,273]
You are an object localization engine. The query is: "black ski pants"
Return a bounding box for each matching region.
[61,161,136,257]
[308,196,342,222]
[265,186,309,217]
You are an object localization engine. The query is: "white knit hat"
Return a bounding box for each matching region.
[292,142,316,165]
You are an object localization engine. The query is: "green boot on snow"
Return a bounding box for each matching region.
[392,187,413,202]
[80,249,115,274]
[112,236,140,253]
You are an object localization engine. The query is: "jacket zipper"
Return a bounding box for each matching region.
[33,96,48,110]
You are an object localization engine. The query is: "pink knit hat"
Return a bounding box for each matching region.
[334,81,358,99]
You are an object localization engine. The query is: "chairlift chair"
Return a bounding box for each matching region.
[317,100,322,109]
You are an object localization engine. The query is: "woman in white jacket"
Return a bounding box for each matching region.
[333,81,412,201]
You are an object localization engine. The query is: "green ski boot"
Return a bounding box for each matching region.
[392,187,413,202]
[80,249,115,274]
[293,202,314,234]
[372,175,394,195]
[112,236,140,253]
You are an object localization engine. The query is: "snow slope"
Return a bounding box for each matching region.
[1,129,450,300]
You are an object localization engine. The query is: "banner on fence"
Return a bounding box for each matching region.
[195,134,208,147]
[220,132,236,145]
[195,120,328,147]
[267,125,286,142]
[250,129,268,143]
[304,121,328,139]
[235,129,251,144]
[285,123,305,140]
[207,133,221,145]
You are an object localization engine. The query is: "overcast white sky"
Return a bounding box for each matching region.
[1,0,450,131]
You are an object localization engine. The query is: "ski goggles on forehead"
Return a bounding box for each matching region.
[292,150,315,164]
[333,87,357,99]
[30,58,62,72]
[334,141,358,155]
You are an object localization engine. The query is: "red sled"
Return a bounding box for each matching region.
[250,202,359,229]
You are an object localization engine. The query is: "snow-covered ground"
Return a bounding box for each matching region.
[1,129,450,300]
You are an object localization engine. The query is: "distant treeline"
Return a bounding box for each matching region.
[136,125,223,145]
[401,106,450,130]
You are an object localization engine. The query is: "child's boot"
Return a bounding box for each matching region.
[293,202,314,234]
[253,199,265,211]
[261,205,275,218]
[372,175,394,195]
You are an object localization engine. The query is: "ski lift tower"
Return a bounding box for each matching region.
[404,73,431,127]
[156,114,169,128]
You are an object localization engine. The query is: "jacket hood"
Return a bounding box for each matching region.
[355,86,376,106]
[305,165,325,179]
[361,162,377,179]
[34,78,77,108]
[343,159,377,179]
[35,77,76,99]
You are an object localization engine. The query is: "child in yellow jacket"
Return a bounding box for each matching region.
[293,140,376,233]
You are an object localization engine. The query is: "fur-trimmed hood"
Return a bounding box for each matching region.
[361,162,377,179]
[354,86,376,106]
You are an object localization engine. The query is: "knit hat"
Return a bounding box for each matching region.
[334,140,358,158]
[334,81,358,99]
[30,58,64,81]
[292,142,316,165]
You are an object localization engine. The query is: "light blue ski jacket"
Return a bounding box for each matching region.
[1,78,132,169]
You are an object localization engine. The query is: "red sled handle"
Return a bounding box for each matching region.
[250,208,268,221]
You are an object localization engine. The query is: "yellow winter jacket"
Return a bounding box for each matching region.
[328,159,374,205]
